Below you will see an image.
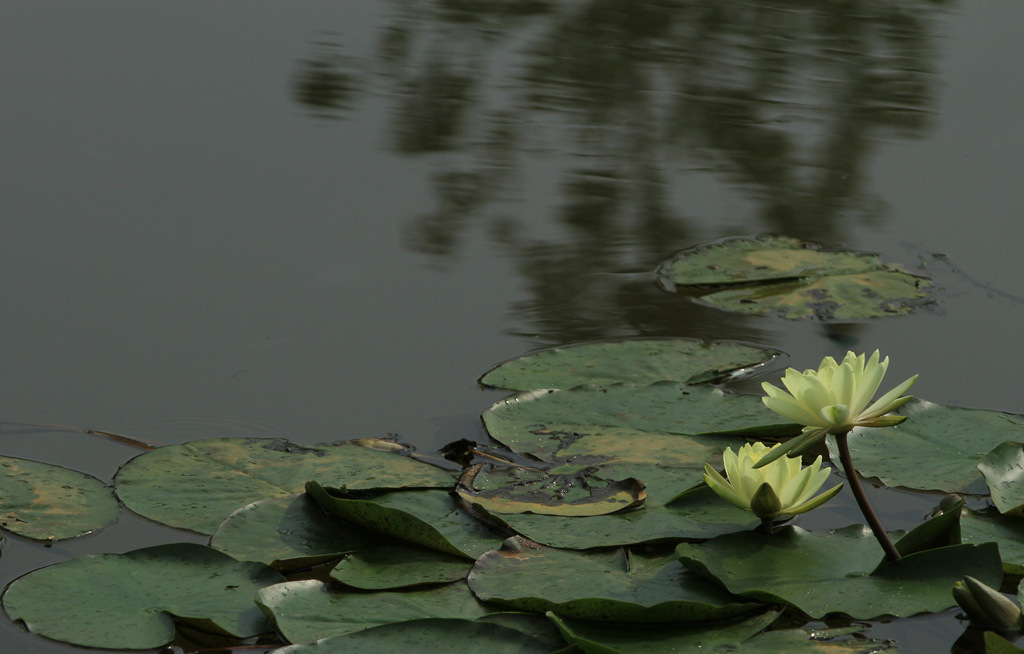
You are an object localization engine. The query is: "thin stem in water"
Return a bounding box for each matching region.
[834,431,901,561]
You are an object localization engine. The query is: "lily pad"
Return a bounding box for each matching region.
[479,338,777,391]
[480,484,758,549]
[305,482,504,559]
[0,455,119,541]
[2,543,284,649]
[676,525,1003,619]
[330,544,472,589]
[979,442,1024,516]
[832,400,1024,492]
[268,618,560,654]
[657,235,881,286]
[210,494,385,569]
[698,269,932,320]
[546,609,781,654]
[961,507,1024,575]
[256,580,492,644]
[468,541,760,622]
[115,438,456,534]
[482,383,799,460]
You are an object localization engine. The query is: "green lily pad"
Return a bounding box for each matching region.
[698,269,932,320]
[2,543,284,649]
[0,455,119,541]
[268,618,560,654]
[210,494,385,569]
[482,383,799,459]
[962,507,1024,575]
[657,236,933,321]
[979,442,1024,516]
[832,400,1024,492]
[479,338,777,391]
[657,235,881,286]
[455,465,646,517]
[330,544,472,589]
[256,580,492,644]
[481,485,758,549]
[115,438,455,534]
[983,631,1024,654]
[305,482,504,559]
[546,609,781,654]
[676,525,1003,619]
[468,541,760,622]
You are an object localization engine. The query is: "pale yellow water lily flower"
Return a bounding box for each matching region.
[703,442,843,520]
[755,350,917,468]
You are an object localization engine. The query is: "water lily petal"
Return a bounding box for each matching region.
[860,374,917,419]
[703,464,748,510]
[783,482,844,516]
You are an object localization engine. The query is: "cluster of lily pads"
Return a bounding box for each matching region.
[2,237,1024,653]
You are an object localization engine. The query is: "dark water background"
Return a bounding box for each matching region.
[2,2,1024,652]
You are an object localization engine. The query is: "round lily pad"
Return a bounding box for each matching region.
[2,543,283,649]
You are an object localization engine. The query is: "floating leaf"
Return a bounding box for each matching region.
[330,544,471,589]
[656,236,933,320]
[657,235,881,286]
[479,338,777,391]
[269,618,560,654]
[962,507,1024,575]
[0,455,119,541]
[115,438,455,534]
[698,270,932,320]
[983,631,1024,654]
[305,482,503,559]
[483,485,758,549]
[546,609,780,654]
[456,465,646,517]
[677,525,1002,619]
[210,494,385,569]
[468,541,760,622]
[2,543,283,649]
[979,442,1024,516]
[256,580,491,644]
[832,400,1024,492]
[483,383,798,460]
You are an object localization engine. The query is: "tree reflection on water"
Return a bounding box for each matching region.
[292,0,947,345]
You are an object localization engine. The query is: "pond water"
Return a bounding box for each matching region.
[2,2,1024,652]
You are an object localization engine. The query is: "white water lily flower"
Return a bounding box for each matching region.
[703,442,843,520]
[756,350,917,467]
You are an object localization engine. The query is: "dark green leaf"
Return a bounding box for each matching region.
[2,543,283,649]
[677,525,1003,619]
[115,438,455,534]
[480,338,777,391]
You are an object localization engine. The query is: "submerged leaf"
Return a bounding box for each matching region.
[456,465,646,517]
[2,543,283,649]
[0,455,119,541]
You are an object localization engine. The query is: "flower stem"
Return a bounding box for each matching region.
[834,431,901,561]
